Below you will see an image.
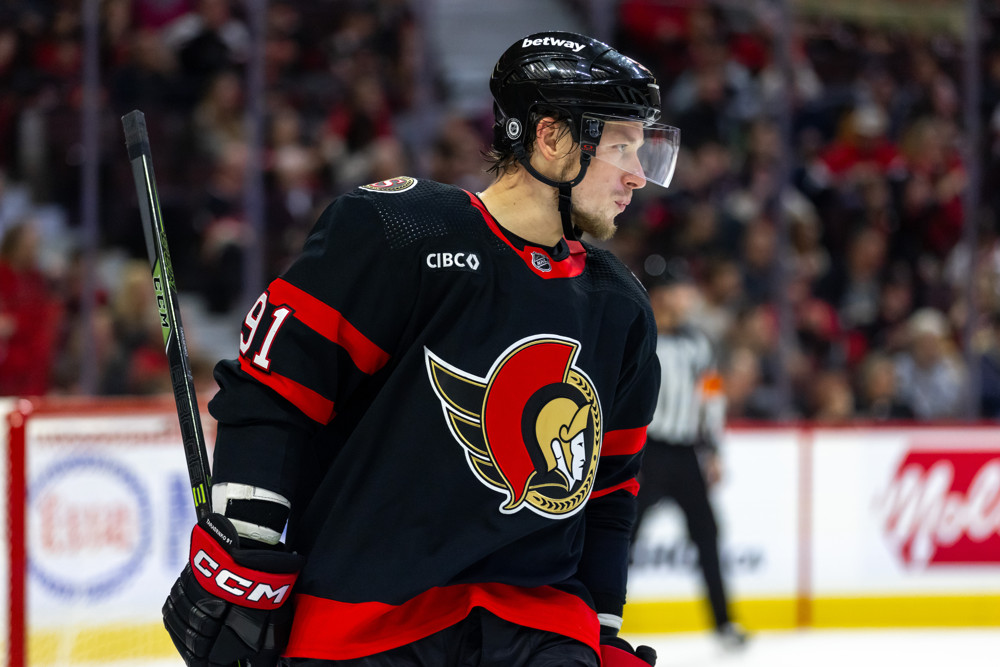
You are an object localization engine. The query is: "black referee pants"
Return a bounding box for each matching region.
[278,608,597,666]
[632,440,732,630]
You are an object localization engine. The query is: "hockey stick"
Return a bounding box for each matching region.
[121,109,212,522]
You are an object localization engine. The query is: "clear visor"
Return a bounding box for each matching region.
[580,113,680,189]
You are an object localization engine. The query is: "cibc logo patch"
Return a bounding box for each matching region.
[29,456,152,600]
[425,251,481,272]
[874,448,1000,567]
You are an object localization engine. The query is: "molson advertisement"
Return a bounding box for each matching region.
[626,426,1000,633]
[876,446,1000,567]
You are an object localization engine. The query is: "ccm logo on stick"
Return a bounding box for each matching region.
[191,549,291,607]
[426,252,480,271]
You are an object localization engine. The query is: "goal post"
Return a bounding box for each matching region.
[2,397,216,667]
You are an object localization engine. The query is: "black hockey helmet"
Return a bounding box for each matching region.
[489,32,678,237]
[491,32,662,151]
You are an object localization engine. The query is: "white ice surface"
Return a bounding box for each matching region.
[94,627,1000,667]
[627,628,1000,667]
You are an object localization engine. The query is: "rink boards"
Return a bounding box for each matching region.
[626,425,1000,633]
[1,398,998,664]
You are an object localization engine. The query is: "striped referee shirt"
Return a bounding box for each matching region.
[646,323,725,449]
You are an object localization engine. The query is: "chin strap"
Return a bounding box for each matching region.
[557,183,577,240]
[512,139,591,240]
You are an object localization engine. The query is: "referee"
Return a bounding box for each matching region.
[632,260,748,649]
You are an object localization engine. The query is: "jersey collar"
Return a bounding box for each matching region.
[467,191,587,279]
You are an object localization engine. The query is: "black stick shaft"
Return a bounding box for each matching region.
[122,109,212,521]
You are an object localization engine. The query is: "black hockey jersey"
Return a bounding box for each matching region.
[208,177,660,660]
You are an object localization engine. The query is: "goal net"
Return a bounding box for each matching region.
[3,397,214,667]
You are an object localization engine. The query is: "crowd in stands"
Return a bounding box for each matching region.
[608,0,1000,421]
[1,0,1000,422]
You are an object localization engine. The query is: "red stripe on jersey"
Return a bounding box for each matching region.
[267,278,390,375]
[600,426,647,457]
[239,356,336,424]
[284,583,600,660]
[467,191,587,279]
[591,478,640,498]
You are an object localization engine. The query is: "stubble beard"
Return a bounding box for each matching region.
[553,159,617,241]
[571,204,617,241]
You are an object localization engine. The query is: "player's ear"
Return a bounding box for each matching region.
[534,116,574,162]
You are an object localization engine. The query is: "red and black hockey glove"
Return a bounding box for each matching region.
[600,627,657,666]
[163,514,303,667]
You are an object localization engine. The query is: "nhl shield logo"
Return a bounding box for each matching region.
[425,335,602,519]
[531,252,552,273]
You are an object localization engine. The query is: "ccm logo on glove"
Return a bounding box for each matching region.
[190,520,298,608]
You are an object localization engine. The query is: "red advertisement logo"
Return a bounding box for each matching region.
[876,450,1000,567]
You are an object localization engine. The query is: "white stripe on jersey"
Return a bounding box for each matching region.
[647,328,713,444]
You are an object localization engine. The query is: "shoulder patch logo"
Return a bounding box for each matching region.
[425,335,602,520]
[360,176,417,193]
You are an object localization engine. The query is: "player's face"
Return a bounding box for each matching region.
[566,122,647,241]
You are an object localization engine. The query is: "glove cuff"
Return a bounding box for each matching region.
[190,516,300,609]
[600,643,652,667]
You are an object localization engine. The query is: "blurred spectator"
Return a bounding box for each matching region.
[895,116,965,269]
[738,217,776,306]
[816,225,888,334]
[109,27,182,115]
[788,268,842,373]
[689,256,744,344]
[977,313,1000,418]
[893,308,967,419]
[428,114,490,193]
[262,2,304,88]
[807,369,855,423]
[0,220,64,396]
[806,105,903,258]
[721,345,769,420]
[191,68,246,160]
[815,105,901,184]
[899,46,960,127]
[163,0,250,103]
[757,25,824,114]
[320,77,402,188]
[723,304,787,420]
[855,352,915,420]
[666,35,760,148]
[859,263,917,355]
[265,103,323,275]
[192,140,251,313]
[268,103,321,223]
[108,259,173,394]
[0,168,33,237]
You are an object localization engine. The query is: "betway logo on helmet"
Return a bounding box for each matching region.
[522,36,586,52]
[874,449,1000,567]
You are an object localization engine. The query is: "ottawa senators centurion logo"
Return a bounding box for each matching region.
[425,335,602,519]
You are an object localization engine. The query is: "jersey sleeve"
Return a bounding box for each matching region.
[208,192,416,499]
[576,305,660,620]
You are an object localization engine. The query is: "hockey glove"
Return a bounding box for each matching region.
[600,627,657,666]
[163,513,304,667]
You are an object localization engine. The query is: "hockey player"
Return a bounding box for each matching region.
[163,31,680,667]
